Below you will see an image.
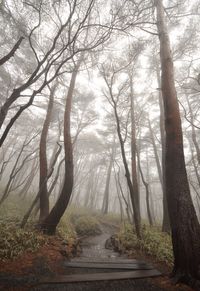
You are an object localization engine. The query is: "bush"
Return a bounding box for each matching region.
[140,225,173,266]
[117,223,173,266]
[99,212,122,225]
[73,215,101,236]
[118,223,139,250]
[58,217,77,244]
[0,223,47,260]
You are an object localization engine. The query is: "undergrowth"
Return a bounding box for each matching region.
[0,222,47,261]
[58,213,77,246]
[117,223,173,266]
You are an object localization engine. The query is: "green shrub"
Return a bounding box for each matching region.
[140,225,173,265]
[73,215,101,236]
[0,223,47,260]
[58,217,77,243]
[118,223,139,250]
[117,223,173,266]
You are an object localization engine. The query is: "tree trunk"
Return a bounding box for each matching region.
[39,58,82,234]
[114,169,124,222]
[137,148,153,226]
[130,75,141,223]
[20,144,62,228]
[155,61,170,233]
[155,0,200,284]
[101,144,115,214]
[39,84,56,222]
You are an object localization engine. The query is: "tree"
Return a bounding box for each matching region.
[101,140,116,214]
[129,71,141,225]
[39,57,82,234]
[155,59,170,233]
[0,0,113,147]
[100,61,141,238]
[155,0,200,284]
[39,83,56,222]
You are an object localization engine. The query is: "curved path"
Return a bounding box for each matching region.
[33,224,164,291]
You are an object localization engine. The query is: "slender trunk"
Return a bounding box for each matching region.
[114,170,124,222]
[130,75,141,223]
[101,144,115,214]
[40,58,82,234]
[111,94,141,238]
[20,144,62,228]
[155,0,200,283]
[116,167,132,224]
[39,84,55,222]
[137,148,153,226]
[33,145,62,218]
[48,157,64,198]
[155,61,170,233]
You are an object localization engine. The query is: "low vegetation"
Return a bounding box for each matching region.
[0,205,102,261]
[117,223,173,266]
[68,207,102,236]
[0,222,47,260]
[73,216,101,236]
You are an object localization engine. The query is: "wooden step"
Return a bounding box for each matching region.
[64,262,153,270]
[39,269,162,285]
[72,259,147,264]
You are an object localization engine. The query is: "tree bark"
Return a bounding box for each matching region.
[130,75,141,223]
[155,61,170,233]
[155,0,200,283]
[39,84,56,222]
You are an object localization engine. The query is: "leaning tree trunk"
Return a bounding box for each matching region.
[39,84,56,222]
[40,58,82,234]
[155,0,200,284]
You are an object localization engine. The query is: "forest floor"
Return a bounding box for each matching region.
[0,222,194,291]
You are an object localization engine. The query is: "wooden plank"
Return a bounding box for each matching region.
[64,262,153,270]
[40,269,162,284]
[71,259,147,264]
